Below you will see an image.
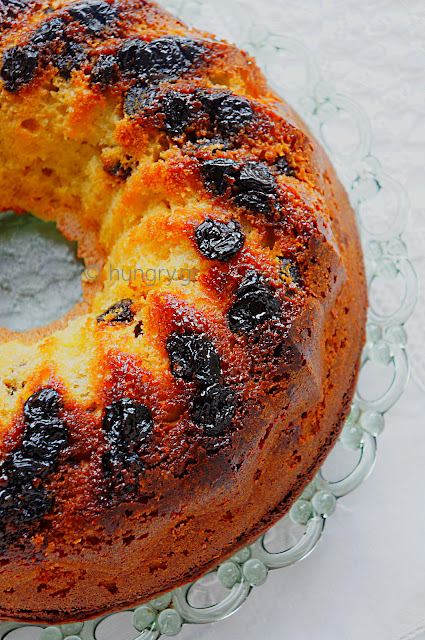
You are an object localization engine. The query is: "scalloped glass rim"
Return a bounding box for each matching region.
[0,1,417,638]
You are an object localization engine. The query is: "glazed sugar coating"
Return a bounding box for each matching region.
[0,0,367,624]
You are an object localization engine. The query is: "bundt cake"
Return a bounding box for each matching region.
[0,0,367,624]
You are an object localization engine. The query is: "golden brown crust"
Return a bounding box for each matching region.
[0,0,367,623]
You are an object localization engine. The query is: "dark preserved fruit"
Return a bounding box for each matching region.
[228,271,280,334]
[124,85,151,117]
[102,398,153,493]
[195,218,245,262]
[90,53,117,86]
[202,159,282,217]
[68,1,117,33]
[192,383,236,436]
[274,155,295,177]
[8,485,53,524]
[0,388,68,533]
[215,95,254,136]
[31,17,65,45]
[1,452,51,482]
[118,37,203,83]
[55,41,87,79]
[161,90,194,135]
[198,90,231,118]
[22,420,68,462]
[234,162,278,215]
[238,162,276,193]
[1,45,38,91]
[124,86,255,143]
[166,333,221,385]
[23,387,61,421]
[97,299,134,324]
[22,421,68,462]
[103,399,154,451]
[202,158,240,196]
[1,0,27,12]
[22,388,68,462]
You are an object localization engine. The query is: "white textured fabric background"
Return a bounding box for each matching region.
[1,2,423,640]
[178,1,425,639]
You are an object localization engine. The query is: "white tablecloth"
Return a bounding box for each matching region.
[179,1,425,639]
[2,2,423,639]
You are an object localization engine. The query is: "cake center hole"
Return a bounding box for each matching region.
[0,211,85,332]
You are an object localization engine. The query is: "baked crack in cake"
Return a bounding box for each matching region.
[0,0,367,623]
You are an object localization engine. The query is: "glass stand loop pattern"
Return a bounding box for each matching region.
[0,1,417,638]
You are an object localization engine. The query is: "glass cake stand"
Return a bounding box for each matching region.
[0,1,417,638]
